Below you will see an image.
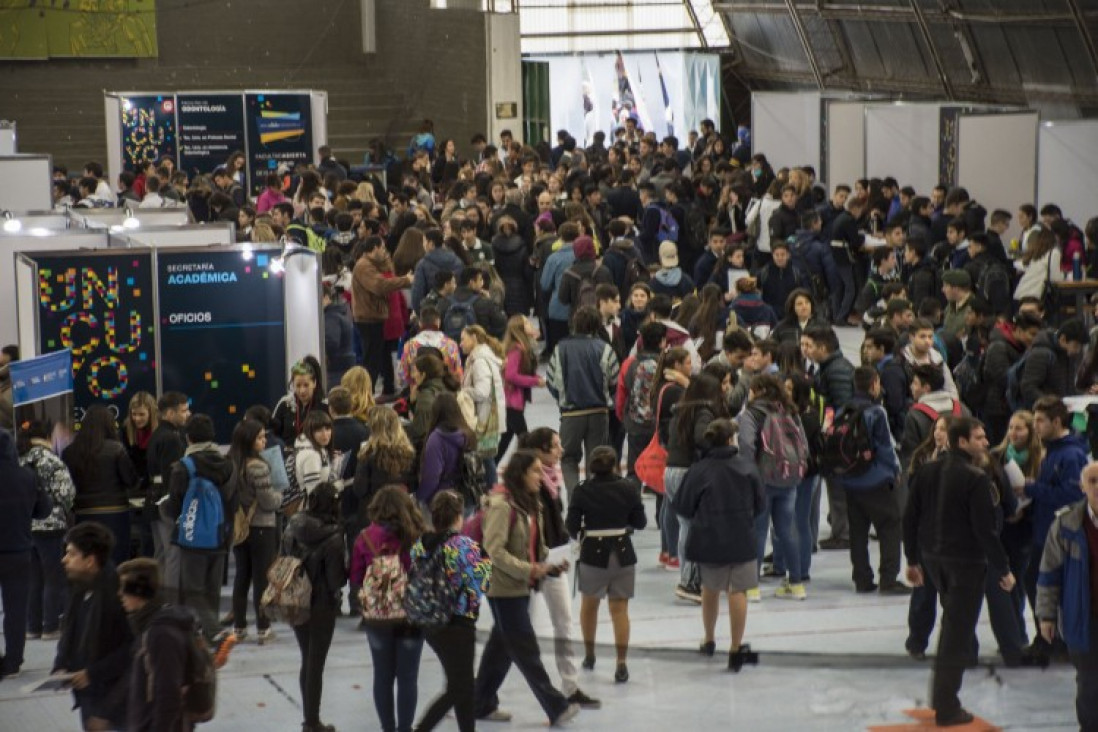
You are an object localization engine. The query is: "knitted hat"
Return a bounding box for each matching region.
[573,236,596,261]
[942,270,972,288]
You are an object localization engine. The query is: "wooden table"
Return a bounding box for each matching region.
[1051,279,1098,328]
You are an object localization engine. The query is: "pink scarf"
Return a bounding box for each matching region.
[541,463,564,500]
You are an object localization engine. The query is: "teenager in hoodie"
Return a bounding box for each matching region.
[902,238,942,311]
[728,277,778,334]
[899,364,969,467]
[417,393,475,509]
[492,216,534,317]
[460,326,508,487]
[163,414,235,643]
[649,241,695,301]
[901,319,958,399]
[1018,319,1088,410]
[119,558,195,732]
[284,483,347,732]
[411,230,464,312]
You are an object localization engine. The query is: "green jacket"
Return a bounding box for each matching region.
[483,491,547,598]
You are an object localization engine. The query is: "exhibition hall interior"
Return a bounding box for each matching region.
[1,1,1097,730]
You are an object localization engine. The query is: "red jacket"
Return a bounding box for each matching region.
[382,273,410,341]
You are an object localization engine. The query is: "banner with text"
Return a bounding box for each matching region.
[10,349,75,452]
[157,250,287,442]
[244,93,313,194]
[121,95,177,170]
[177,93,247,179]
[32,253,157,423]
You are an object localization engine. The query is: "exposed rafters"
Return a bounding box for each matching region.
[1065,0,1098,79]
[784,0,825,88]
[910,0,954,99]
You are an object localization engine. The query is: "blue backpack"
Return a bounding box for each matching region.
[651,205,679,243]
[1005,348,1055,412]
[443,295,478,341]
[403,541,460,631]
[176,457,227,550]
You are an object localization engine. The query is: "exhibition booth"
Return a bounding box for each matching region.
[103,89,329,195]
[523,51,721,148]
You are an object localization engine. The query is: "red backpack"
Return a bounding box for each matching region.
[462,486,516,557]
[911,399,962,422]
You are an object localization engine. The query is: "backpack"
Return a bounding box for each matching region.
[953,352,987,414]
[280,449,305,517]
[750,403,809,488]
[443,294,478,341]
[454,449,487,507]
[358,531,408,624]
[286,222,325,253]
[261,555,313,626]
[566,268,598,310]
[176,457,227,551]
[977,261,1012,316]
[1006,348,1056,412]
[911,399,963,422]
[462,491,517,558]
[402,541,459,631]
[818,405,875,478]
[181,615,218,723]
[651,205,679,243]
[622,253,650,291]
[625,356,659,429]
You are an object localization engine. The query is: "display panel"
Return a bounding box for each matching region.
[177,94,248,179]
[245,93,314,194]
[120,95,177,170]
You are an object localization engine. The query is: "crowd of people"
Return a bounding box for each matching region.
[3,115,1098,731]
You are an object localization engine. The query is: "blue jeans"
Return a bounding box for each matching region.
[482,456,498,493]
[365,625,425,732]
[755,485,801,583]
[662,467,688,559]
[775,475,820,579]
[28,533,67,634]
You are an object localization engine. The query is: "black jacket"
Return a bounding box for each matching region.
[566,475,646,568]
[904,450,1009,572]
[672,444,764,564]
[877,355,910,441]
[127,603,191,732]
[492,233,534,316]
[757,261,809,314]
[55,562,134,718]
[333,416,370,526]
[282,513,347,609]
[163,446,236,553]
[815,350,855,408]
[667,402,719,468]
[324,301,356,376]
[1019,330,1076,409]
[982,323,1025,420]
[451,285,507,339]
[0,429,52,552]
[62,438,139,512]
[768,204,799,245]
[145,423,186,497]
[905,256,941,311]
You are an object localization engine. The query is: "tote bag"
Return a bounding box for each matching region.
[634,384,672,493]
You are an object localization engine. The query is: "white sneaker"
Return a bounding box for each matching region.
[553,703,581,726]
[257,628,276,645]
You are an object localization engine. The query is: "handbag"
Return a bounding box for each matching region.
[634,383,671,493]
[473,366,502,458]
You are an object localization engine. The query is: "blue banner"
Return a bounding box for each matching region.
[10,350,73,407]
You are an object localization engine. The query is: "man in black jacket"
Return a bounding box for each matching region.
[55,522,134,730]
[904,417,1015,727]
[147,391,189,603]
[448,267,507,340]
[863,328,909,441]
[0,428,52,678]
[1019,318,1087,410]
[164,414,235,642]
[119,558,194,732]
[902,238,941,312]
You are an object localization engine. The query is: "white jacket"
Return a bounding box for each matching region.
[293,434,331,494]
[462,344,507,435]
[1014,248,1065,301]
[746,194,781,253]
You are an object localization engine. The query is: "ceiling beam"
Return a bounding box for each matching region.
[783,0,825,88]
[683,0,711,49]
[1065,0,1098,79]
[909,0,954,99]
[713,2,1090,25]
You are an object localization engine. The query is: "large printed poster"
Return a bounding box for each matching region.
[157,250,286,442]
[177,93,247,178]
[32,252,157,423]
[121,95,177,170]
[245,93,313,194]
[0,0,157,59]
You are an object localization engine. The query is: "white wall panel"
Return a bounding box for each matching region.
[958,112,1038,237]
[1038,121,1098,227]
[752,91,821,173]
[865,103,943,194]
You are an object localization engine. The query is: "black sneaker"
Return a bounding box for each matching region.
[581,655,595,670]
[855,582,879,594]
[936,709,974,727]
[614,663,629,683]
[879,583,913,596]
[567,690,601,710]
[818,537,849,550]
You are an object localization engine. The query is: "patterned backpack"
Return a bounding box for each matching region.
[358,532,408,625]
[261,555,313,626]
[403,541,459,630]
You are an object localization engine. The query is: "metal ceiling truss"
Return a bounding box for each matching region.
[713,1,1097,25]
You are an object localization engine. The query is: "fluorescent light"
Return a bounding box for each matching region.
[2,217,21,233]
[242,243,254,261]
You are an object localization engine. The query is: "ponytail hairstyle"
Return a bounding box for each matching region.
[462,324,505,360]
[289,355,325,404]
[650,346,689,413]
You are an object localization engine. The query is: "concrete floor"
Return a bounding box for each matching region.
[0,327,1083,730]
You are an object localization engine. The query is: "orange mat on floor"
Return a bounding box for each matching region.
[868,708,1001,731]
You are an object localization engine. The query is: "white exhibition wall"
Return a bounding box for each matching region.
[957,112,1038,237]
[527,51,720,148]
[752,91,821,172]
[826,101,866,189]
[865,103,943,194]
[1038,121,1098,227]
[0,122,16,155]
[283,249,323,379]
[0,155,52,212]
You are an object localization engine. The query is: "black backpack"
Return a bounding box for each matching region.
[443,295,478,341]
[818,405,875,478]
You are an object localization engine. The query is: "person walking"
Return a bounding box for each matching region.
[283,483,347,732]
[411,490,491,732]
[17,420,74,642]
[566,445,646,683]
[672,418,764,671]
[497,315,544,461]
[473,450,580,726]
[229,418,281,644]
[904,417,1015,727]
[352,486,426,732]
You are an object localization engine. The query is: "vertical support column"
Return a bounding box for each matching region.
[484,12,524,146]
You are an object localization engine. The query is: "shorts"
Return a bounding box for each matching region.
[577,553,636,600]
[699,562,757,594]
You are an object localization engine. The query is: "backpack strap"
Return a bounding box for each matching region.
[912,403,940,422]
[950,400,962,417]
[181,456,196,478]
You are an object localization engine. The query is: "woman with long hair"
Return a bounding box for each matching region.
[272,356,329,445]
[408,352,461,447]
[665,373,730,602]
[772,288,823,346]
[352,486,427,732]
[18,419,76,641]
[671,419,763,671]
[460,325,507,487]
[737,374,810,600]
[418,393,476,511]
[61,404,138,566]
[353,406,417,518]
[228,418,281,644]
[473,451,580,726]
[283,482,346,732]
[411,490,491,732]
[492,217,533,317]
[498,316,544,461]
[340,366,376,424]
[1014,228,1066,304]
[566,445,646,683]
[122,390,158,557]
[689,283,726,363]
[652,347,691,569]
[393,227,426,279]
[293,410,334,497]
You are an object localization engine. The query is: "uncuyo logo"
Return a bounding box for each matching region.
[182,497,200,542]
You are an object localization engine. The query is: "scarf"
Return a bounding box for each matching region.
[1005,444,1029,469]
[541,463,564,500]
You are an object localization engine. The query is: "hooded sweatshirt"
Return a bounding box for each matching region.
[650,267,695,299]
[411,247,465,312]
[1025,432,1090,546]
[127,602,191,732]
[163,443,235,552]
[901,342,959,399]
[418,428,469,504]
[282,512,346,608]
